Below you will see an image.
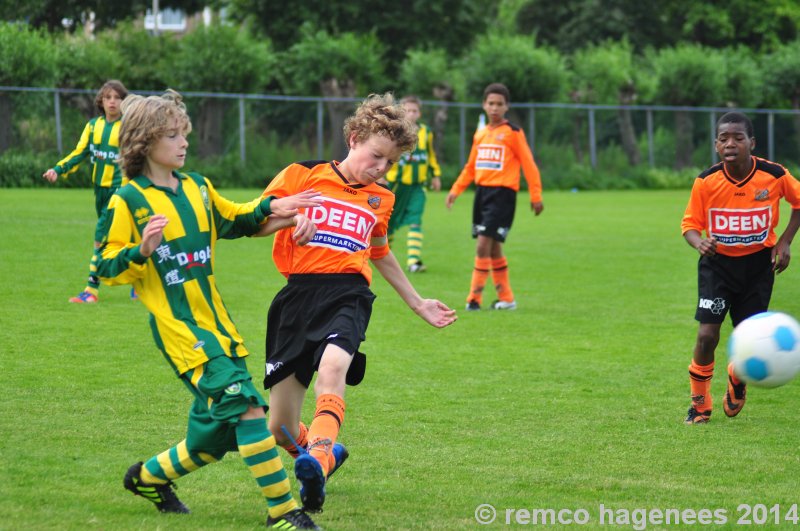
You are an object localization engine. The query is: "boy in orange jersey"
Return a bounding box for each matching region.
[261,93,457,513]
[681,112,800,425]
[445,82,544,311]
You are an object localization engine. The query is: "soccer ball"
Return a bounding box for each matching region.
[727,311,800,388]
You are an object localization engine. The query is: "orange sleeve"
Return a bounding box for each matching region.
[681,178,707,235]
[449,135,479,196]
[512,130,542,203]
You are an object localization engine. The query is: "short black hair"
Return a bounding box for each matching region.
[483,83,510,104]
[716,112,754,138]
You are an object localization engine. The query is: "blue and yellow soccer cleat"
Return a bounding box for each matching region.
[123,462,190,514]
[281,426,326,512]
[266,508,320,529]
[68,291,98,303]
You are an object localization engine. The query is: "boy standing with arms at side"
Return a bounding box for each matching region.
[384,95,442,272]
[94,90,321,529]
[262,93,457,514]
[43,80,131,303]
[446,83,544,311]
[682,112,800,425]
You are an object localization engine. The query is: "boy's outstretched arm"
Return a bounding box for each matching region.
[372,251,457,328]
[773,208,800,273]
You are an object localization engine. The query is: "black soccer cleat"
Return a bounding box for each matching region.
[123,461,190,514]
[684,406,711,425]
[266,508,321,529]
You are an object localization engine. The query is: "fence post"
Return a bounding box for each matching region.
[459,105,466,168]
[768,112,775,161]
[54,89,63,154]
[317,99,324,160]
[588,108,597,169]
[710,112,717,165]
[647,109,654,167]
[238,97,245,165]
[528,107,536,154]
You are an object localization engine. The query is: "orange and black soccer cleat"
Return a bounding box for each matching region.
[723,363,747,417]
[685,406,711,425]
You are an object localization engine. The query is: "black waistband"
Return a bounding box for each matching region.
[287,273,367,285]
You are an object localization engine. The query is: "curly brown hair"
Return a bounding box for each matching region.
[94,80,128,115]
[119,89,192,178]
[343,93,417,154]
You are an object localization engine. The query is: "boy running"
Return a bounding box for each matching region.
[682,111,800,424]
[93,90,321,529]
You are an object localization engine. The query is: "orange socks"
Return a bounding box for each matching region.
[689,360,715,412]
[468,257,491,304]
[278,422,308,459]
[307,394,346,477]
[491,257,514,302]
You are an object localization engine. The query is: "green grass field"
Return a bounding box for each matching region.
[2,187,800,530]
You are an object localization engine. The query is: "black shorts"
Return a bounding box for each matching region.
[472,186,517,242]
[263,274,375,389]
[695,247,774,327]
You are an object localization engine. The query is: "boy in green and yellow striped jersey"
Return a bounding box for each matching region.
[384,95,441,272]
[43,80,130,304]
[94,90,321,530]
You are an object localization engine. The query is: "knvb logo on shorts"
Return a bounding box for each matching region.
[307,197,377,253]
[698,297,726,315]
[475,144,504,171]
[708,206,771,246]
[224,382,242,395]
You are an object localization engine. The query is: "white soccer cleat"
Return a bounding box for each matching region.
[491,300,517,310]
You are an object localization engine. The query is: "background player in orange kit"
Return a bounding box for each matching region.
[445,82,544,311]
[681,111,800,424]
[260,93,457,513]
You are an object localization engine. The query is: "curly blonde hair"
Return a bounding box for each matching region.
[343,93,417,153]
[119,89,192,177]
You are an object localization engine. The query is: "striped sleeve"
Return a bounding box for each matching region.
[427,129,441,178]
[54,121,93,178]
[205,177,270,240]
[95,194,148,285]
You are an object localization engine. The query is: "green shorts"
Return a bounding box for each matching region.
[94,185,118,242]
[388,183,426,235]
[180,356,267,454]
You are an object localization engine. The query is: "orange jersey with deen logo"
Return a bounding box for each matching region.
[262,160,394,284]
[450,121,542,202]
[681,157,800,257]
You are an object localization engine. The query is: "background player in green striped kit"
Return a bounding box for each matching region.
[43,80,132,304]
[93,90,321,530]
[383,95,441,272]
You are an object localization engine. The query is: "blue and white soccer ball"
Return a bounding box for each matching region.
[728,311,800,388]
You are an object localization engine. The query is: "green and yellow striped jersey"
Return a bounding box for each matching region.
[54,116,126,188]
[385,122,441,185]
[95,171,272,375]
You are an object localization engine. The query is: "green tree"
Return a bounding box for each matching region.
[280,28,386,159]
[571,40,645,165]
[397,48,465,165]
[167,24,275,158]
[764,41,800,155]
[227,0,491,77]
[648,44,726,169]
[460,33,567,103]
[108,23,176,91]
[0,22,57,152]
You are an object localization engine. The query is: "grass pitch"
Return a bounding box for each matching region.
[2,187,800,530]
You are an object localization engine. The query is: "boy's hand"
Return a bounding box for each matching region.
[531,201,544,215]
[413,299,457,328]
[773,243,791,273]
[269,190,323,218]
[140,215,169,257]
[430,176,441,191]
[445,193,457,210]
[695,236,717,257]
[42,169,58,183]
[292,214,317,246]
